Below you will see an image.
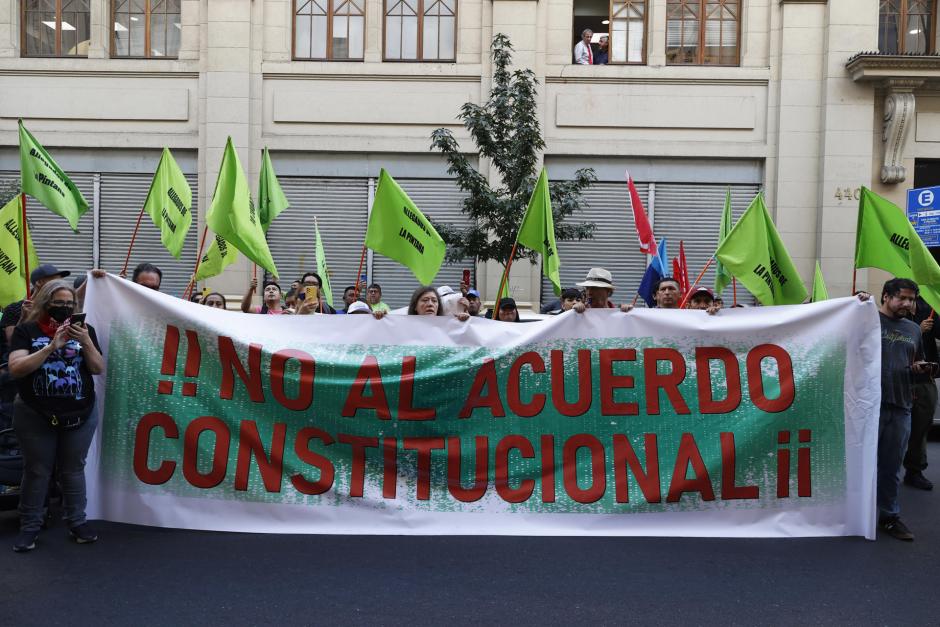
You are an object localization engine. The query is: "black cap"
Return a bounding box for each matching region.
[498,297,517,310]
[30,264,69,285]
[561,288,581,299]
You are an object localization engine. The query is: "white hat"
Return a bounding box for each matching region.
[438,285,456,297]
[347,301,371,314]
[576,267,615,292]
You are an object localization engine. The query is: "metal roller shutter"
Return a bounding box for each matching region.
[266,178,369,304]
[0,170,95,278]
[540,181,649,308]
[653,183,761,300]
[371,178,473,309]
[99,173,199,297]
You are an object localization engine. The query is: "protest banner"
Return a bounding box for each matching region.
[85,275,880,538]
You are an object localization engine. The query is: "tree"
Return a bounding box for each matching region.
[430,34,596,271]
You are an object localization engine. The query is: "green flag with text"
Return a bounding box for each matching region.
[714,187,734,295]
[855,186,940,311]
[195,232,238,281]
[258,147,289,233]
[517,168,561,296]
[142,148,192,259]
[715,193,807,305]
[812,260,829,302]
[315,218,334,307]
[206,138,278,277]
[19,120,88,232]
[365,169,445,285]
[0,195,40,307]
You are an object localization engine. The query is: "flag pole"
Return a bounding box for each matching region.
[120,206,147,278]
[354,244,367,298]
[496,242,519,304]
[677,257,715,309]
[20,193,30,300]
[851,268,857,295]
[183,225,209,300]
[732,278,738,307]
[630,294,639,307]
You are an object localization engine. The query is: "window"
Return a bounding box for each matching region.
[880,0,937,54]
[665,0,739,66]
[571,0,645,65]
[21,0,90,57]
[294,0,365,60]
[384,0,456,61]
[112,0,181,58]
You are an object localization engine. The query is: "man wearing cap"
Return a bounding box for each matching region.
[1,264,71,347]
[548,288,582,315]
[466,289,483,317]
[494,297,521,322]
[572,268,617,312]
[687,286,721,314]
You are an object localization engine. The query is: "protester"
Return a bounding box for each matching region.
[366,284,390,313]
[574,29,594,64]
[189,293,203,304]
[653,277,682,309]
[573,268,616,312]
[347,301,372,315]
[594,36,609,64]
[495,297,521,322]
[241,279,286,315]
[548,288,582,315]
[131,263,162,291]
[8,280,104,552]
[296,272,336,315]
[903,296,938,491]
[202,293,227,310]
[687,287,721,315]
[337,286,358,314]
[1,264,71,348]
[466,289,483,317]
[877,278,934,541]
[714,297,724,309]
[405,286,470,321]
[284,288,298,311]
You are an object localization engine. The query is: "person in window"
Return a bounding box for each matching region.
[241,279,286,314]
[9,280,104,552]
[594,36,609,64]
[574,29,594,64]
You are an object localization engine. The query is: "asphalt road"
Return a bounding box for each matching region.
[3,444,940,626]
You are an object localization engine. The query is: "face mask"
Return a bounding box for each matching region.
[47,306,73,323]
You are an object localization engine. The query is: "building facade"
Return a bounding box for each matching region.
[0,1,936,307]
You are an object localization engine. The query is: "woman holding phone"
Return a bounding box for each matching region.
[7,280,104,552]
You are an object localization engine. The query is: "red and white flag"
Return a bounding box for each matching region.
[673,240,690,294]
[626,172,657,256]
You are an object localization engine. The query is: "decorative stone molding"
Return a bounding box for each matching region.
[881,82,921,184]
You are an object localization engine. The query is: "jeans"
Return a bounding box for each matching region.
[13,400,97,533]
[878,403,912,520]
[904,381,937,473]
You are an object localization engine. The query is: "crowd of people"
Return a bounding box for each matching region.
[0,260,935,552]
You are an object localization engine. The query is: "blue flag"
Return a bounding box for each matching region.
[637,238,669,307]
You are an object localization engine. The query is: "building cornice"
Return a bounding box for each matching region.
[846,52,940,82]
[262,72,482,82]
[0,69,199,79]
[545,76,768,86]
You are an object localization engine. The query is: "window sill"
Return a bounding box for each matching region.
[0,57,199,76]
[545,63,769,85]
[264,60,483,81]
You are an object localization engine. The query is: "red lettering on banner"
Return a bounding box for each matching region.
[234,420,287,493]
[133,411,179,485]
[495,435,535,503]
[550,350,592,416]
[270,349,315,411]
[540,434,556,503]
[403,437,445,500]
[458,358,505,418]
[563,434,606,504]
[218,336,264,402]
[182,416,230,489]
[291,427,335,495]
[342,356,391,419]
[382,437,398,499]
[338,434,379,497]
[447,436,489,502]
[695,347,742,414]
[746,344,795,413]
[613,433,661,503]
[507,352,546,417]
[644,348,690,415]
[720,432,758,499]
[667,432,715,502]
[599,348,638,416]
[398,356,435,420]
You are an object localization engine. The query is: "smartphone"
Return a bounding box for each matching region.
[305,285,319,302]
[462,269,471,286]
[69,312,87,327]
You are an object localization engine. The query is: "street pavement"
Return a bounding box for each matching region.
[3,443,940,626]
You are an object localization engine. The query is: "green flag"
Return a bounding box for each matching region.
[206,138,278,277]
[516,168,561,296]
[811,260,829,302]
[0,195,40,307]
[714,187,734,295]
[195,232,238,281]
[365,169,445,285]
[142,148,192,259]
[315,218,334,307]
[855,186,940,310]
[258,147,289,232]
[19,120,88,232]
[715,193,807,305]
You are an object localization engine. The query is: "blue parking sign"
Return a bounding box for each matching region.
[907,185,940,247]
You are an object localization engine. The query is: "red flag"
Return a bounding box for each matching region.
[626,172,657,256]
[673,241,690,294]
